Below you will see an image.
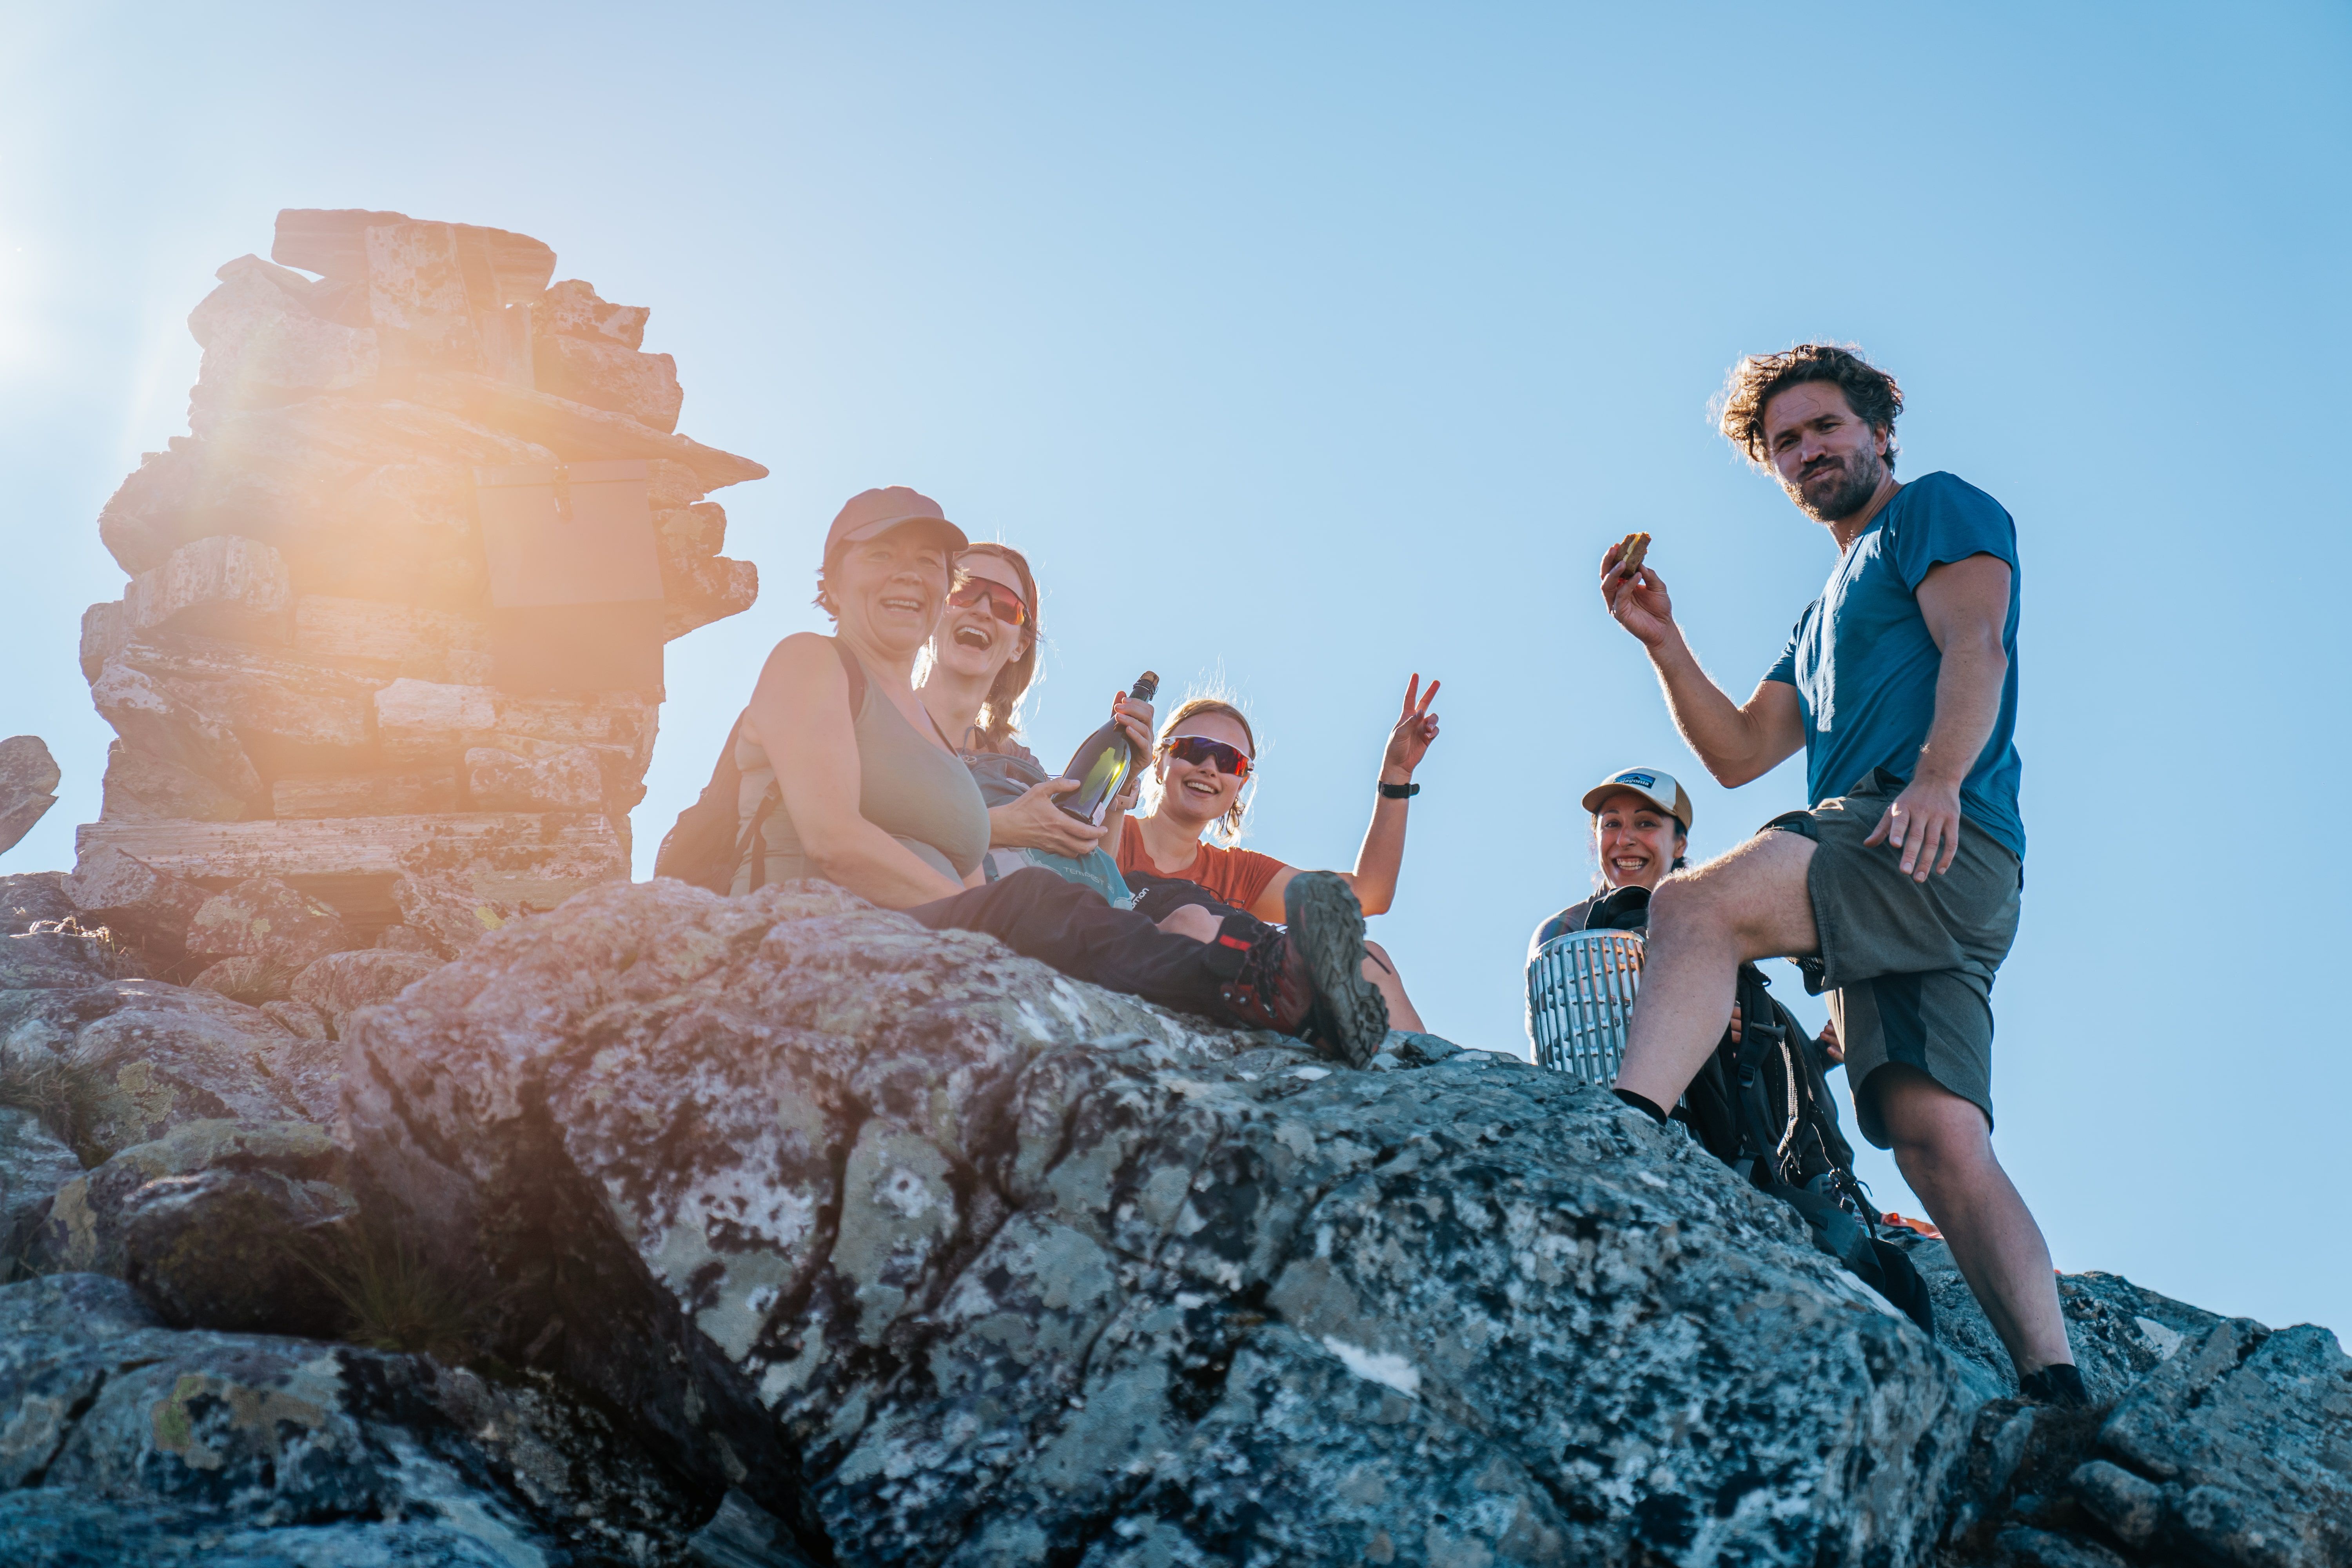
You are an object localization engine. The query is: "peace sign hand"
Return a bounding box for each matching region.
[1382,674,1441,781]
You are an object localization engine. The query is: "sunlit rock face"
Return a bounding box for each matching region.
[72,207,768,952]
[345,877,1982,1567]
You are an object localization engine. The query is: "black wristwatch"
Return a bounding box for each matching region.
[1379,780,1420,800]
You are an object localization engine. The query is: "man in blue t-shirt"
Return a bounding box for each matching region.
[1597,344,2080,1406]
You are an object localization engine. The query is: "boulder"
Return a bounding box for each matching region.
[87,659,266,805]
[269,764,460,818]
[532,332,685,432]
[372,923,442,955]
[658,499,729,559]
[0,737,60,856]
[77,598,132,682]
[185,875,354,969]
[122,534,292,643]
[388,871,523,957]
[463,743,602,811]
[666,553,762,641]
[0,924,142,989]
[96,741,254,823]
[344,878,1976,1567]
[535,277,650,349]
[29,1119,352,1335]
[289,949,441,1040]
[61,846,212,961]
[187,955,293,1004]
[0,1271,700,1562]
[184,258,379,423]
[0,1108,81,1267]
[0,872,74,934]
[0,977,336,1150]
[292,592,492,684]
[374,676,498,765]
[109,635,381,776]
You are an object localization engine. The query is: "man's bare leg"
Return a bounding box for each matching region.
[1876,1066,2071,1376]
[1614,830,1820,1110]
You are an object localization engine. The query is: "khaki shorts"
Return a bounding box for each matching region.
[1765,768,2022,1149]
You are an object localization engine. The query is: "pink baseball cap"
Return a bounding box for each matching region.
[823,486,967,561]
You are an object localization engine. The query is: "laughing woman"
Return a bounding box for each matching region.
[1115,681,1441,1031]
[915,541,1151,910]
[727,486,1395,1065]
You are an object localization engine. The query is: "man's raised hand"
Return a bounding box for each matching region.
[1601,539,1677,649]
[1864,777,1964,881]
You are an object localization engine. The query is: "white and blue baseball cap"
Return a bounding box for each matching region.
[1582,767,1693,830]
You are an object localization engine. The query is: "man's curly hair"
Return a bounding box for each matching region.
[1715,344,1903,472]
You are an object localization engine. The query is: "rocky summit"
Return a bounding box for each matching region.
[0,875,2345,1566]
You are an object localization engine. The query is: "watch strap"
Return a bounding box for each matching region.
[1379,780,1420,800]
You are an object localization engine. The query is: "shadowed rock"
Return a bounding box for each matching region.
[345,877,1983,1567]
[0,738,60,856]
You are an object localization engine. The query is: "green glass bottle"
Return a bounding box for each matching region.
[1056,670,1160,825]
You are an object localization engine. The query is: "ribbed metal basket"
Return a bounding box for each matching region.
[1527,928,1646,1084]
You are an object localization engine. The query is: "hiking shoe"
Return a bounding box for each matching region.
[2017,1363,2090,1408]
[1284,871,1389,1068]
[1218,926,1313,1036]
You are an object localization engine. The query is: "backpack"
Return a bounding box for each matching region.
[1583,887,1935,1332]
[652,641,866,894]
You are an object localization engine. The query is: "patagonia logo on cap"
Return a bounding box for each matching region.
[1617,771,1657,788]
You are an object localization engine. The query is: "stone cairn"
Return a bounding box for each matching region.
[62,208,763,1005]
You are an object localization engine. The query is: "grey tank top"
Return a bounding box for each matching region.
[731,638,991,893]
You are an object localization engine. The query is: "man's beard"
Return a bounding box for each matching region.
[1786,448,1884,522]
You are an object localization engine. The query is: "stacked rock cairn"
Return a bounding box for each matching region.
[64,208,763,1028]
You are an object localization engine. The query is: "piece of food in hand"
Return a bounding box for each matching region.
[1613,530,1652,577]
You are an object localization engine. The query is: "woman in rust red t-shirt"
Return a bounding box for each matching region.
[1116,682,1441,1031]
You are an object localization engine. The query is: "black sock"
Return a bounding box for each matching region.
[1612,1088,1670,1126]
[2018,1362,2088,1408]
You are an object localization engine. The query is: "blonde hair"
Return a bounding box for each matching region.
[1152,694,1257,846]
[953,543,1040,748]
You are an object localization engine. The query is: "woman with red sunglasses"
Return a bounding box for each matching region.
[916,542,1151,907]
[1116,680,1441,1030]
[726,486,1395,1066]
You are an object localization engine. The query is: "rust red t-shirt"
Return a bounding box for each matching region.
[1117,818,1286,913]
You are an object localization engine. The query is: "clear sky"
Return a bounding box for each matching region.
[4,4,2347,1335]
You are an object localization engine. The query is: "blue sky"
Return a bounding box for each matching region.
[4,4,2347,1334]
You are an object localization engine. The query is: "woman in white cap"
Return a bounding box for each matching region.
[1528,766,1837,1060]
[726,486,1393,1066]
[1526,766,1695,952]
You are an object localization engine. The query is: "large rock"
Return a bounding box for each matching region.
[0,977,336,1152]
[87,658,266,806]
[185,875,355,969]
[388,871,525,957]
[29,1119,352,1335]
[0,924,142,989]
[0,873,74,934]
[0,1272,702,1563]
[60,845,211,961]
[463,743,602,811]
[108,634,382,777]
[0,1108,81,1266]
[344,879,1980,1567]
[535,277,650,349]
[184,254,381,420]
[0,737,60,856]
[288,948,441,1041]
[122,534,292,643]
[96,741,254,823]
[532,332,685,432]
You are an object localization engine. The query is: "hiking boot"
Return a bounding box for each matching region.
[2017,1363,2089,1408]
[1216,871,1389,1068]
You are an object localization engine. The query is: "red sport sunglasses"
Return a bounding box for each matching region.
[1160,734,1252,782]
[946,579,1030,629]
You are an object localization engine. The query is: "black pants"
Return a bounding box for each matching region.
[909,867,1247,1023]
[1125,872,1272,938]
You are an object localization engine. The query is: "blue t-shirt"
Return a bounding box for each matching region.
[1764,471,2025,858]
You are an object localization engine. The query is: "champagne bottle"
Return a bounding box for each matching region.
[1057,670,1160,826]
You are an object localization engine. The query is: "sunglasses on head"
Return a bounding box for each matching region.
[946,579,1030,629]
[1160,734,1252,782]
